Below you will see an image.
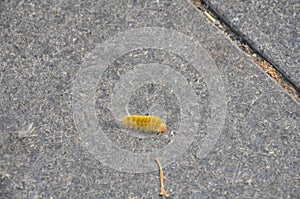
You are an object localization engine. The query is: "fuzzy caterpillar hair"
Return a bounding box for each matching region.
[122,115,167,133]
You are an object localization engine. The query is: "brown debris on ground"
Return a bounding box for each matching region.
[254,59,300,101]
[156,158,169,198]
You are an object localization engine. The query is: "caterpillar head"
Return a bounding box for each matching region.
[160,124,167,132]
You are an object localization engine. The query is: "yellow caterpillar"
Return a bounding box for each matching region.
[122,115,167,133]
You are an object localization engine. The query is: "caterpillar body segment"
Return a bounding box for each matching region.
[122,115,167,133]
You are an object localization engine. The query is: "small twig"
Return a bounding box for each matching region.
[155,158,169,198]
[204,11,217,24]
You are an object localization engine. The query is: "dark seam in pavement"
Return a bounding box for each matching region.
[190,0,300,103]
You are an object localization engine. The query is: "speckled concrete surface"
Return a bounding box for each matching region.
[203,0,300,89]
[1,0,299,198]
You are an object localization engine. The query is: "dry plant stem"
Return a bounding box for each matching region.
[204,11,217,24]
[156,158,169,198]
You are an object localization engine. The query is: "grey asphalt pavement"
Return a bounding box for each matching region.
[1,1,299,198]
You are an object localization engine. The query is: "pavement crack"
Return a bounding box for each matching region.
[190,0,300,103]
